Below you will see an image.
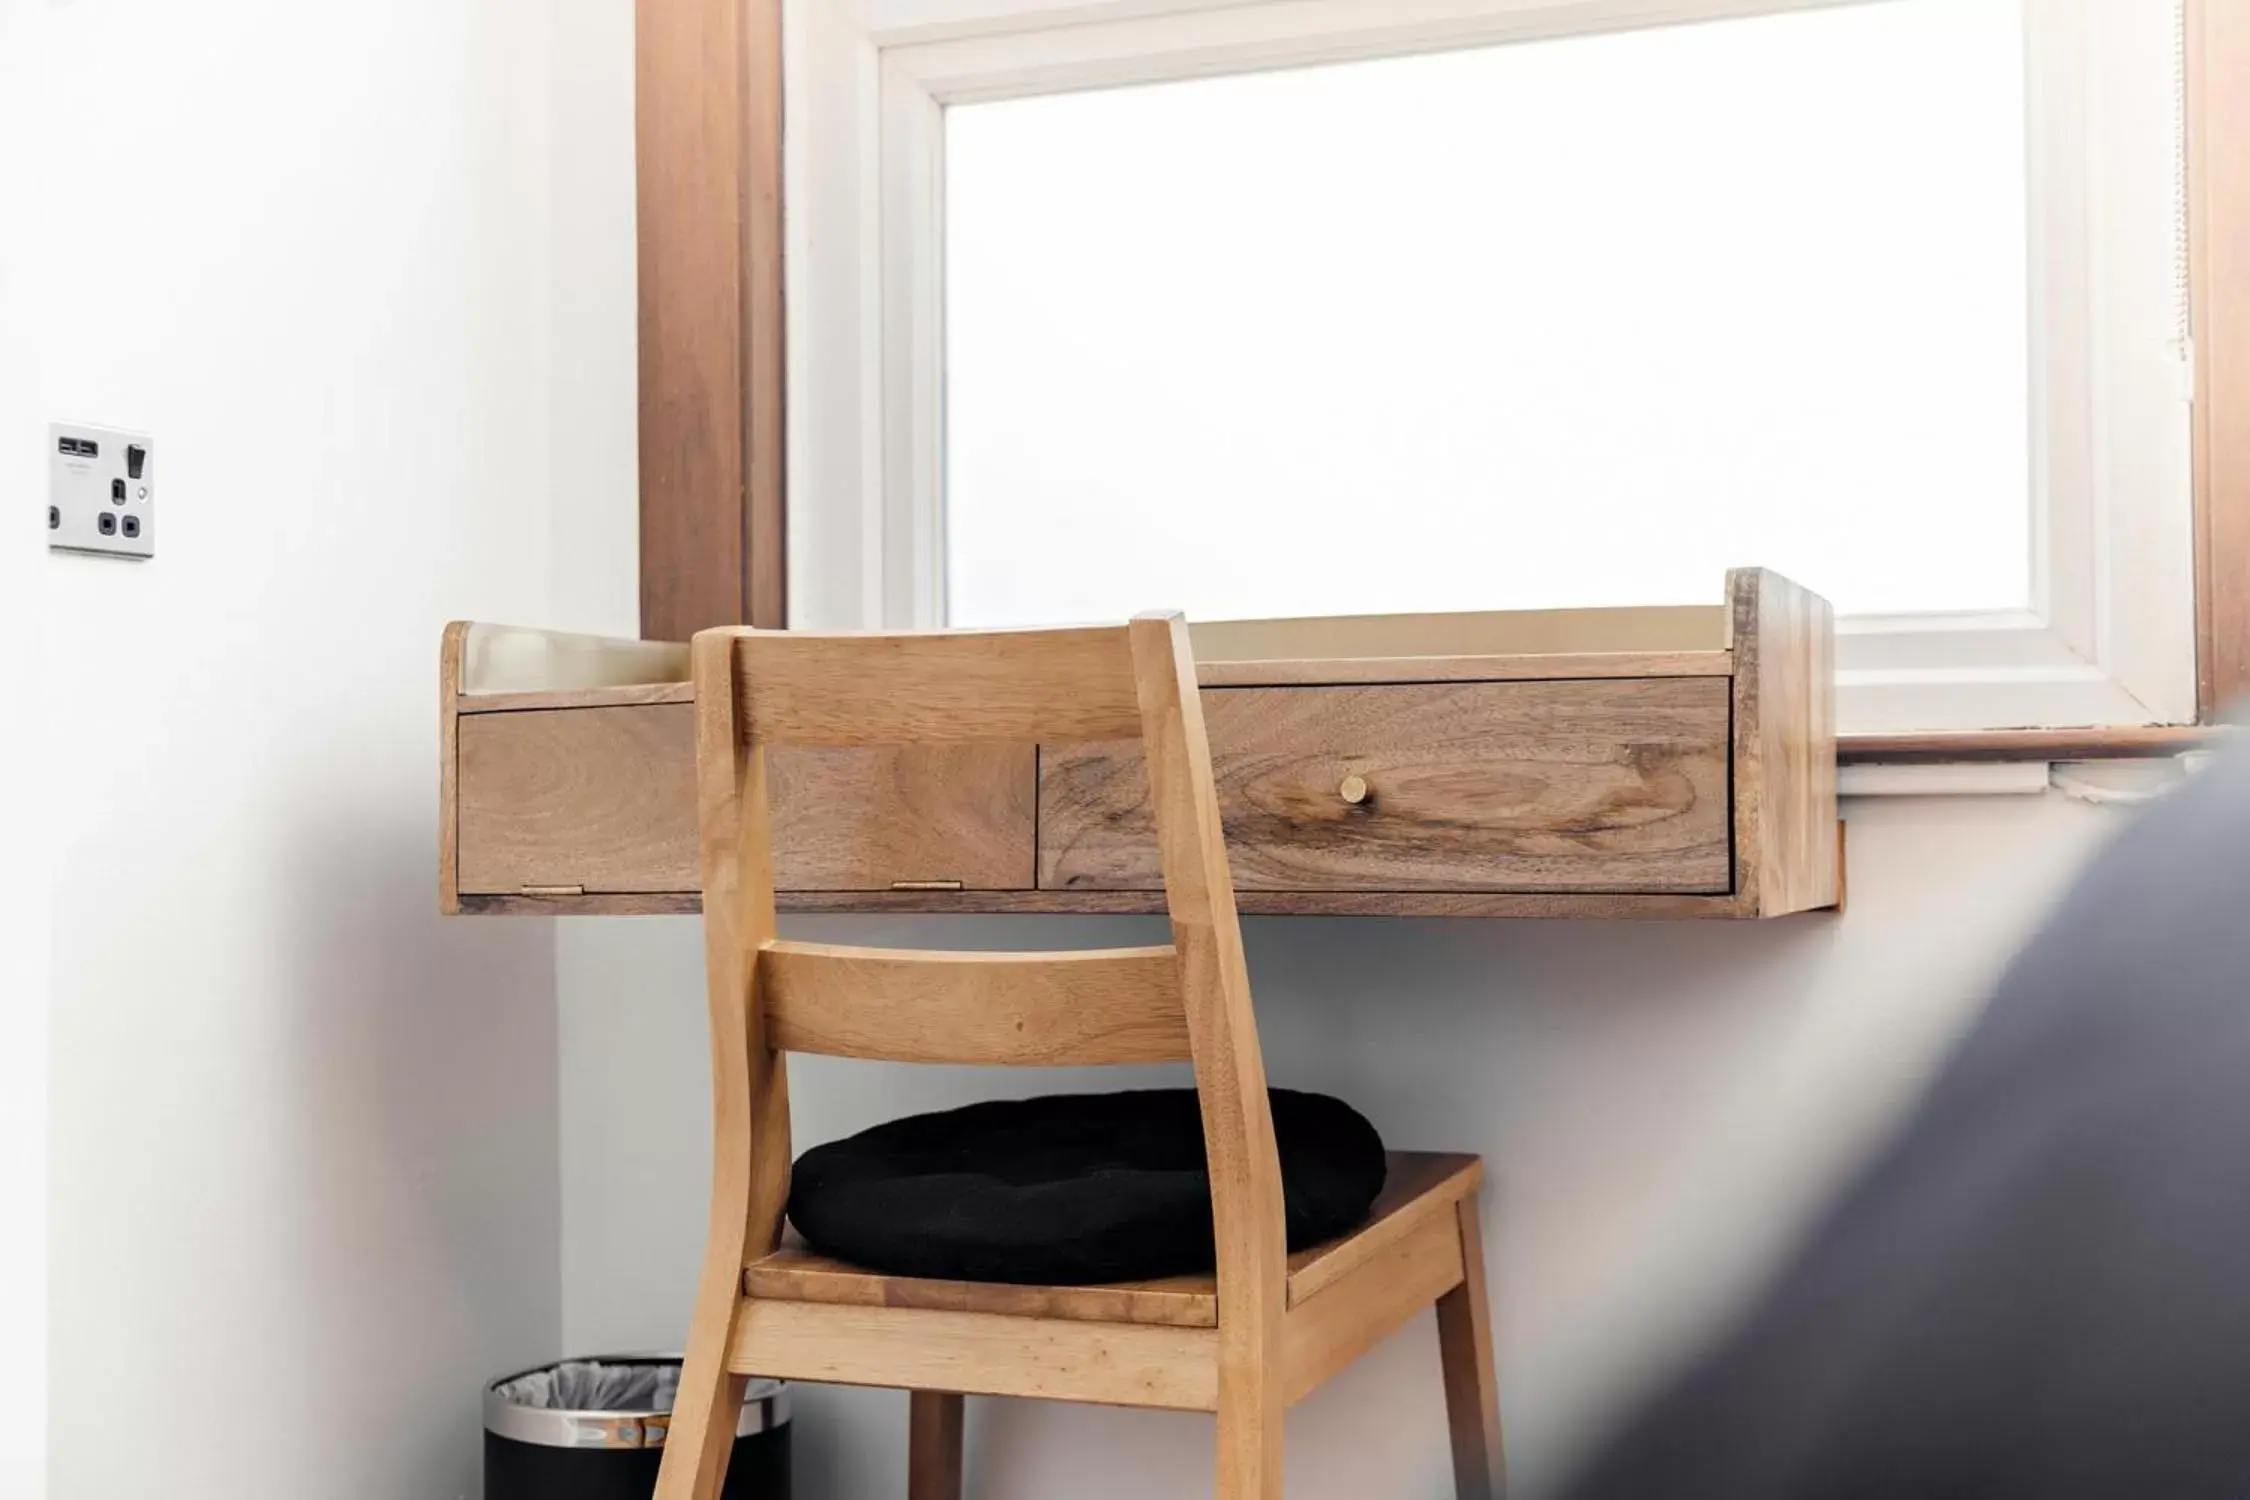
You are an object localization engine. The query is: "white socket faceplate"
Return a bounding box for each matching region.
[50,422,155,559]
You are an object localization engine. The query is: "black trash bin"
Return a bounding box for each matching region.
[485,1358,790,1500]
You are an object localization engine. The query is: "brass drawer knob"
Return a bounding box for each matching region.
[1338,774,1370,805]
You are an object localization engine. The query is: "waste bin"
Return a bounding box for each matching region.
[485,1357,790,1500]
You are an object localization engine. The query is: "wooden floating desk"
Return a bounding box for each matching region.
[440,568,1837,919]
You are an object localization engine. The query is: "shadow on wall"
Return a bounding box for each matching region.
[270,812,563,1492]
[556,791,2123,1499]
[48,796,563,1500]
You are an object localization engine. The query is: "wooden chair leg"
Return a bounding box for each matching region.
[908,1390,965,1500]
[1214,1368,1283,1500]
[1435,1195,1507,1500]
[653,1332,747,1500]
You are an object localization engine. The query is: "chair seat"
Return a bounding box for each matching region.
[747,1151,1482,1328]
[783,1088,1389,1286]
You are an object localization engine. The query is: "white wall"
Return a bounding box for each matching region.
[25,1,628,1494]
[545,0,645,642]
[1,4,53,1494]
[558,792,2124,1498]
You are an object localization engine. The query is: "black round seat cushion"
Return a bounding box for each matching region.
[787,1088,1388,1286]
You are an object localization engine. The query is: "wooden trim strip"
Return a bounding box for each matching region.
[456,682,698,715]
[443,657,1731,709]
[743,1246,1220,1329]
[793,889,1758,917]
[744,0,786,630]
[2191,0,2250,720]
[460,890,1765,918]
[1187,604,1729,661]
[1838,725,2232,764]
[439,623,466,916]
[458,892,701,917]
[1194,651,1733,687]
[726,1298,1219,1411]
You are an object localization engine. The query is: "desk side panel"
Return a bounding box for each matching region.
[1728,569,1840,916]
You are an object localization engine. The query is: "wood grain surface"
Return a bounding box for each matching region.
[726,1298,1221,1411]
[1729,569,1840,916]
[1125,614,1290,1498]
[1279,1206,1464,1407]
[1435,1194,1507,1499]
[455,705,1036,894]
[766,742,1036,890]
[908,1390,964,1500]
[733,626,1143,746]
[758,940,1191,1066]
[459,704,702,895]
[1041,679,1732,893]
[638,0,750,643]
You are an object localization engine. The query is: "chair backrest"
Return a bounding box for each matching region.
[690,614,1286,1321]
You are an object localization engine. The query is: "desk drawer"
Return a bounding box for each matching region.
[455,705,1036,895]
[1039,678,1732,894]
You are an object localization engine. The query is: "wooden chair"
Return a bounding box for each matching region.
[655,615,1505,1500]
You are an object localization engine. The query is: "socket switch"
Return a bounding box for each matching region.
[50,422,155,560]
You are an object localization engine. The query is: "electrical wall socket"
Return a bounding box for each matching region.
[50,422,155,559]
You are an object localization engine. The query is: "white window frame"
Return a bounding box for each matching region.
[784,0,2197,734]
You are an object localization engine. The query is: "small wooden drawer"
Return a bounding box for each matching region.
[458,703,701,895]
[452,689,1036,897]
[1040,678,1732,893]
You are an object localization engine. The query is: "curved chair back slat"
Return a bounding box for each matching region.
[758,939,1192,1066]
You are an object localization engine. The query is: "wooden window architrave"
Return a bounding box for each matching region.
[636,0,786,639]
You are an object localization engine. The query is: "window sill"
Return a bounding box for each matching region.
[1837,725,2232,764]
[1836,726,2234,801]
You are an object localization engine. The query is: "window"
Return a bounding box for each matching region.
[948,0,2033,625]
[786,0,2197,733]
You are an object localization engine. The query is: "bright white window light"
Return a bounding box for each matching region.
[944,0,2031,626]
